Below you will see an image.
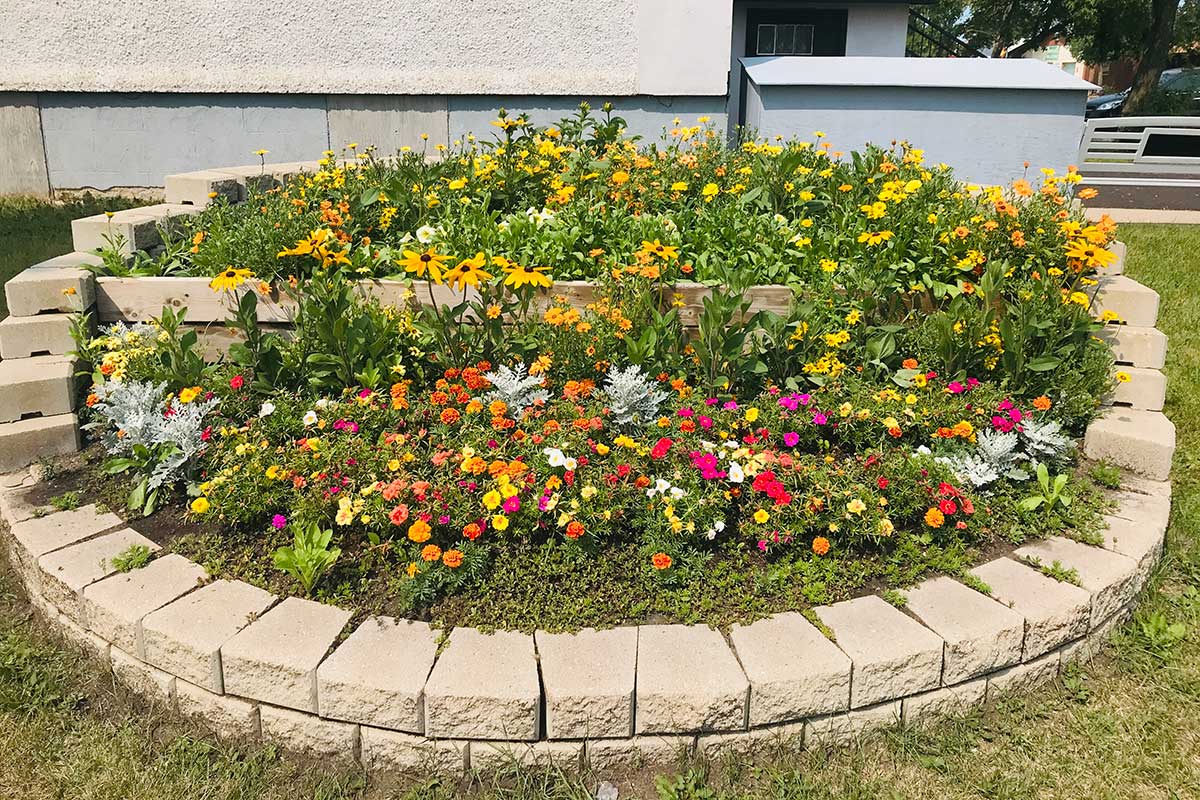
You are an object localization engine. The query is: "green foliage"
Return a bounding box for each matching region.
[881,589,908,608]
[1019,463,1073,516]
[957,572,992,596]
[109,545,153,573]
[102,442,178,517]
[1025,556,1082,586]
[48,491,80,512]
[1089,461,1123,490]
[272,522,341,595]
[1128,610,1187,661]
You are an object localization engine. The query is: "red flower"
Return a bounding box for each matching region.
[938,482,958,497]
[876,477,889,490]
[230,374,245,390]
[650,437,673,459]
[938,499,958,516]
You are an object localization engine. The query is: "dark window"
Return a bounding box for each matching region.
[755,23,814,56]
[746,8,847,57]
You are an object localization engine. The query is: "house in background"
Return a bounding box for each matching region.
[0,0,1089,193]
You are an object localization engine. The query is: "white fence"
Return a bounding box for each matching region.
[1079,116,1200,187]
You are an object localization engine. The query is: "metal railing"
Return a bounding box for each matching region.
[906,10,983,59]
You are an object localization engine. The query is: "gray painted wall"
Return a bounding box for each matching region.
[745,83,1088,184]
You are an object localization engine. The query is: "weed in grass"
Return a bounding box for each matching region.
[1023,556,1082,586]
[49,491,80,511]
[881,589,908,608]
[1089,461,1123,490]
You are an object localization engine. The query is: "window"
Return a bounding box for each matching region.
[755,23,814,56]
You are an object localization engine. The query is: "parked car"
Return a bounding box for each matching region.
[1086,68,1200,118]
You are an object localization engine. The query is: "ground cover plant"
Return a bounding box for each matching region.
[67,104,1127,628]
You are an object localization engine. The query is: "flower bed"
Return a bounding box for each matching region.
[65,104,1129,629]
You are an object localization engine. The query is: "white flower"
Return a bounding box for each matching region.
[705,519,726,541]
[497,220,510,233]
[917,445,932,455]
[302,410,318,426]
[668,487,685,500]
[416,225,436,244]
[563,457,578,472]
[316,398,331,409]
[728,462,745,483]
[543,447,566,467]
[258,401,275,418]
[724,440,739,450]
[647,478,671,498]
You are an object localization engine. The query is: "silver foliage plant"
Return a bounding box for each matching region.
[85,380,218,490]
[601,365,670,428]
[939,419,1074,489]
[479,363,549,419]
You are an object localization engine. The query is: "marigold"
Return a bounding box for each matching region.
[440,408,461,425]
[811,536,830,556]
[924,507,945,528]
[408,519,432,543]
[651,552,673,570]
[1032,395,1052,411]
[565,520,585,539]
[190,497,210,514]
[421,544,442,562]
[442,549,464,568]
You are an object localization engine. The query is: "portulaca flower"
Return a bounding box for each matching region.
[705,520,726,540]
[315,398,331,409]
[302,410,318,426]
[258,401,275,418]
[563,457,578,472]
[543,447,566,468]
[668,486,685,500]
[416,225,436,244]
[728,462,745,483]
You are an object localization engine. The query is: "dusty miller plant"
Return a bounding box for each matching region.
[601,365,670,429]
[479,363,549,419]
[940,419,1074,490]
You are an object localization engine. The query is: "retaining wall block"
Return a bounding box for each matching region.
[584,735,695,772]
[141,579,277,693]
[358,727,467,776]
[175,678,262,741]
[728,611,852,725]
[695,722,805,760]
[316,615,437,734]
[900,677,988,725]
[423,628,541,741]
[71,204,200,255]
[0,314,80,360]
[1015,537,1139,626]
[164,170,242,206]
[803,699,902,747]
[470,740,583,773]
[634,624,749,735]
[220,595,351,713]
[1097,325,1167,369]
[1091,275,1159,327]
[9,502,123,563]
[82,554,208,653]
[4,267,94,316]
[903,577,1025,683]
[111,645,176,706]
[1084,408,1175,481]
[968,556,1091,659]
[535,626,637,740]
[814,595,943,709]
[1106,367,1167,412]
[260,704,359,764]
[0,355,76,423]
[985,649,1060,697]
[37,527,159,622]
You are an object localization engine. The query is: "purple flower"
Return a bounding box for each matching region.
[783,431,800,447]
[271,514,287,530]
[723,400,738,411]
[438,514,451,525]
[705,397,720,406]
[798,393,812,406]
[947,381,965,394]
[677,407,695,417]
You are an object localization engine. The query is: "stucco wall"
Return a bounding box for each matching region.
[845,5,909,56]
[0,0,732,97]
[745,83,1088,185]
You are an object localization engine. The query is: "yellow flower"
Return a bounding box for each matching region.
[482,490,502,510]
[745,407,759,423]
[209,267,253,292]
[753,508,770,524]
[491,514,510,531]
[611,170,630,185]
[701,182,720,201]
[178,386,202,404]
[670,181,688,192]
[443,252,493,290]
[857,230,894,246]
[190,497,210,514]
[398,247,452,283]
[847,498,867,514]
[502,263,553,290]
[820,259,838,273]
[1115,371,1131,383]
[447,178,467,190]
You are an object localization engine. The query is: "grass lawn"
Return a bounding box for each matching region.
[0,219,1197,799]
[0,195,142,319]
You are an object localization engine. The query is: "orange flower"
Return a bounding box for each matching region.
[565,520,585,539]
[902,358,918,370]
[1078,187,1098,200]
[440,408,461,425]
[408,519,432,543]
[442,549,464,568]
[924,507,945,528]
[1032,395,1052,411]
[651,552,672,570]
[421,544,442,562]
[811,536,830,556]
[462,522,482,540]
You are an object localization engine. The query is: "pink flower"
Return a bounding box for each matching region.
[812,412,828,426]
[783,431,800,447]
[946,381,964,394]
[271,514,287,529]
[502,495,521,513]
[677,407,695,417]
[698,415,713,429]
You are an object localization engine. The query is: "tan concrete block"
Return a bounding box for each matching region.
[1014,537,1140,626]
[71,204,200,255]
[986,649,1060,697]
[470,740,582,773]
[969,557,1091,659]
[1106,367,1166,411]
[175,679,261,741]
[111,646,176,706]
[0,413,80,473]
[37,528,158,621]
[901,677,987,724]
[535,626,637,739]
[4,267,94,316]
[635,624,749,734]
[424,628,540,741]
[82,554,208,653]
[0,314,80,359]
[164,170,241,206]
[584,735,694,771]
[358,726,466,776]
[1084,408,1175,481]
[260,704,358,764]
[1097,325,1166,369]
[0,356,76,423]
[695,722,805,760]
[904,577,1025,683]
[1092,275,1159,327]
[9,502,122,561]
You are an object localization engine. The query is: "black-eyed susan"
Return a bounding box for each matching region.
[209,267,253,292]
[443,252,493,291]
[501,262,552,290]
[398,247,452,283]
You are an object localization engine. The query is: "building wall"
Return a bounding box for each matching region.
[0,0,732,97]
[745,83,1087,184]
[845,4,909,56]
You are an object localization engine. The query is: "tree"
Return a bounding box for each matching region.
[1123,0,1182,112]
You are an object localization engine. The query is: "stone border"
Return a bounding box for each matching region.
[0,453,1173,775]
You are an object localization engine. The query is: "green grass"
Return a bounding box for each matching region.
[0,219,1197,798]
[0,194,142,319]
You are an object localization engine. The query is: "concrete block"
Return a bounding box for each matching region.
[54,610,111,665]
[209,164,283,196]
[729,611,851,725]
[9,502,122,561]
[1099,514,1165,576]
[82,554,208,653]
[359,726,466,776]
[1097,325,1166,369]
[24,251,103,271]
[0,93,49,195]
[900,677,987,724]
[220,596,350,713]
[695,722,804,760]
[164,170,241,206]
[71,204,200,255]
[0,413,80,473]
[1014,537,1139,626]
[260,704,358,764]
[585,735,694,771]
[0,355,76,423]
[635,624,749,734]
[1084,408,1175,481]
[903,577,1025,683]
[4,267,93,317]
[470,740,582,773]
[175,678,261,741]
[969,557,1091,659]
[986,650,1060,697]
[814,595,943,708]
[1106,367,1166,412]
[141,579,276,693]
[803,700,902,746]
[316,616,436,733]
[110,646,175,706]
[1102,240,1125,276]
[0,315,79,359]
[424,628,540,741]
[1091,275,1159,327]
[0,483,49,524]
[37,528,158,621]
[535,626,637,739]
